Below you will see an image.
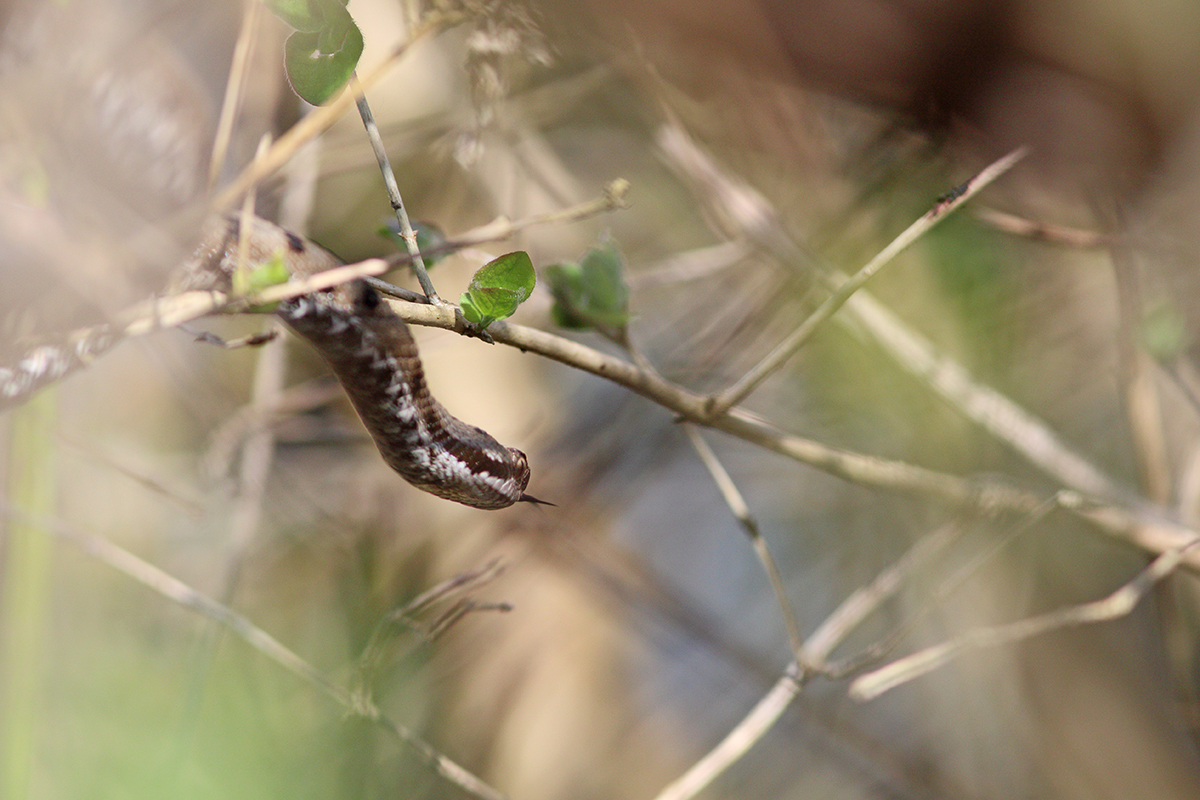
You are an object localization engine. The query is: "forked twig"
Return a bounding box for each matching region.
[651,518,969,800]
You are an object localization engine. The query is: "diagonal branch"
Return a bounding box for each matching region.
[350,73,440,302]
[1,502,509,800]
[705,148,1027,419]
[681,424,808,668]
[848,537,1200,702]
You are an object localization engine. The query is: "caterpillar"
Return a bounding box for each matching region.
[189,215,542,509]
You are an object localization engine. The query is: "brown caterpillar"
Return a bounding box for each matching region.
[196,216,541,510]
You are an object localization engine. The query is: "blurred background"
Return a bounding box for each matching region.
[5,0,1200,798]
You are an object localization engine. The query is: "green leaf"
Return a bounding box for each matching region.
[460,251,536,328]
[232,251,291,297]
[283,6,363,105]
[264,0,323,31]
[578,241,629,326]
[470,251,536,301]
[459,292,490,327]
[544,262,587,329]
[545,239,630,331]
[264,0,350,32]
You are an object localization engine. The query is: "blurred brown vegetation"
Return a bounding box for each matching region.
[5,0,1200,798]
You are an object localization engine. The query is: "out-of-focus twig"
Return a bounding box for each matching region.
[973,207,1110,247]
[849,537,1200,701]
[705,149,1027,419]
[650,518,969,800]
[208,0,262,187]
[1,503,509,800]
[681,424,807,668]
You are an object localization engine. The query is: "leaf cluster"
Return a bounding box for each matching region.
[544,240,629,332]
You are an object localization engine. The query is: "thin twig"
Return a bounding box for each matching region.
[631,239,752,290]
[681,424,808,668]
[705,148,1027,419]
[849,537,1200,701]
[116,257,388,337]
[201,378,344,480]
[803,521,964,670]
[973,207,1110,247]
[350,73,439,301]
[652,662,802,800]
[838,290,1130,501]
[0,503,509,800]
[1108,218,1171,502]
[378,179,632,272]
[208,0,262,187]
[358,560,507,676]
[823,500,1057,677]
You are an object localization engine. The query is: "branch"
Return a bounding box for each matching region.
[0,258,386,413]
[351,73,440,301]
[849,537,1200,701]
[389,300,1200,572]
[705,148,1027,418]
[681,424,808,668]
[653,118,1137,509]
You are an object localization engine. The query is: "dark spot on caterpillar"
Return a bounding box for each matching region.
[358,282,381,310]
[285,231,306,253]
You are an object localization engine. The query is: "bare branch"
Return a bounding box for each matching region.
[351,73,439,302]
[654,119,1133,508]
[706,148,1027,418]
[0,257,384,413]
[849,537,1200,702]
[973,207,1110,247]
[389,300,1200,572]
[681,424,808,668]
